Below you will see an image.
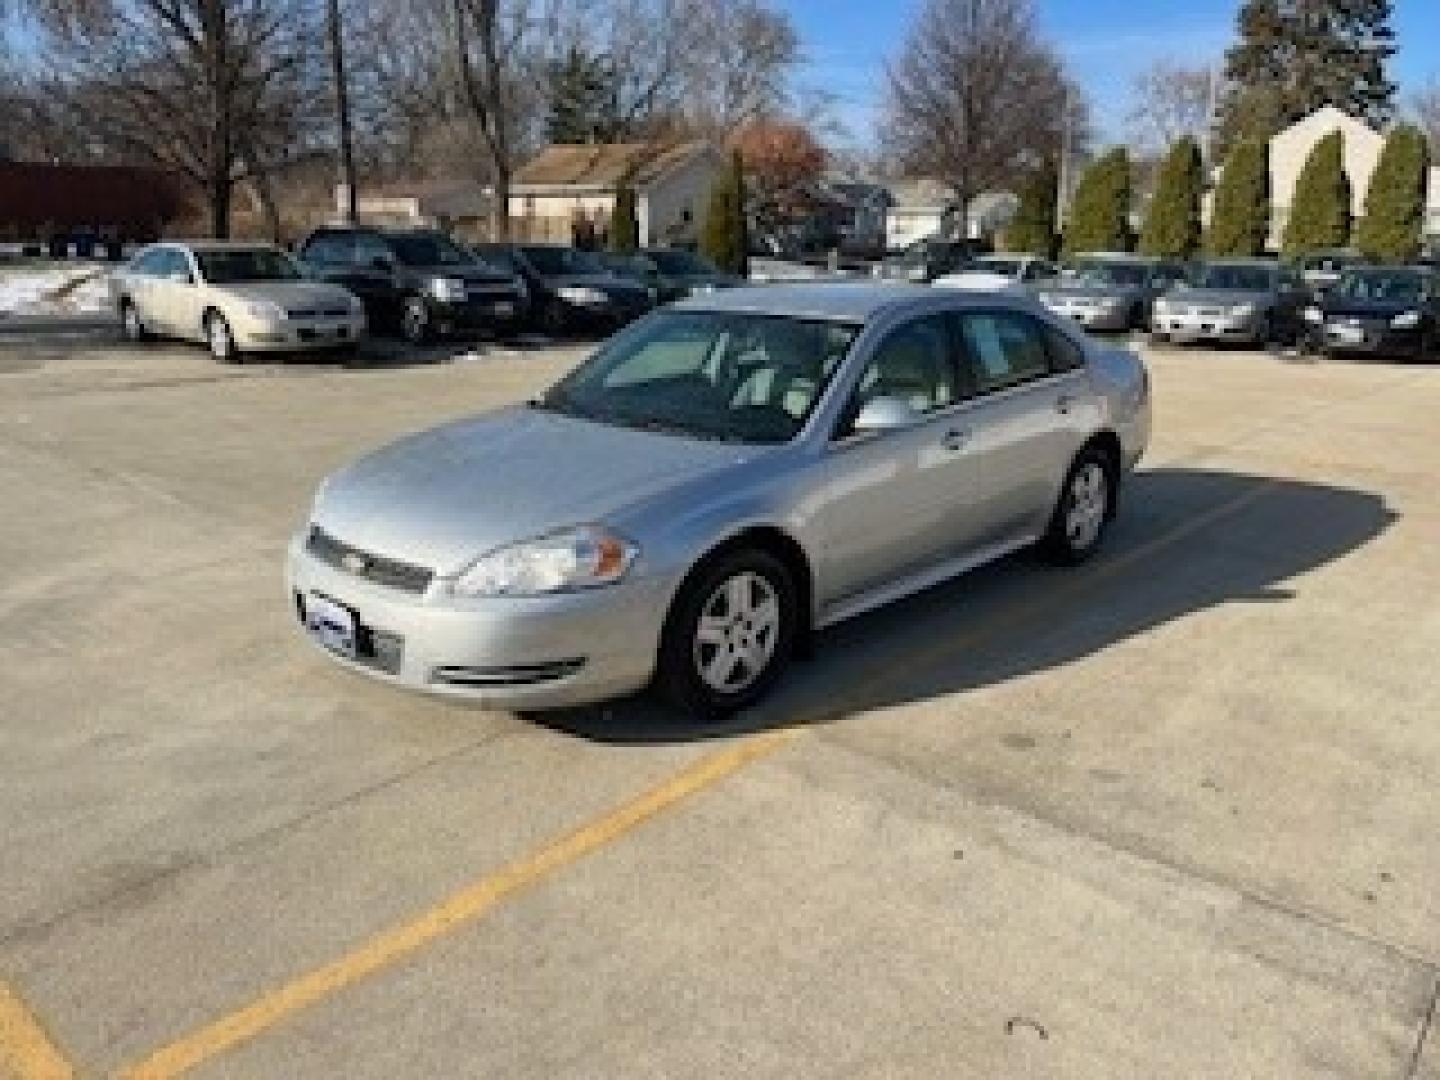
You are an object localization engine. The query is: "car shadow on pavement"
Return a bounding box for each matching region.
[537,467,1395,745]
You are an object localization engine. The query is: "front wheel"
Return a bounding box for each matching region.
[1040,449,1114,565]
[120,300,150,343]
[656,549,797,718]
[205,311,239,364]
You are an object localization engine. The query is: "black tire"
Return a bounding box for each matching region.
[119,300,150,343]
[400,295,432,345]
[204,311,239,364]
[1040,446,1115,565]
[655,548,798,718]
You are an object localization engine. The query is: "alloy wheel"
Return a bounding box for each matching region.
[207,315,234,362]
[1065,462,1109,552]
[692,571,781,695]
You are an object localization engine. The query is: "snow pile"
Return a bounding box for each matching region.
[0,262,114,317]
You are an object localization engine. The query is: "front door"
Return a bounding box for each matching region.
[814,313,984,611]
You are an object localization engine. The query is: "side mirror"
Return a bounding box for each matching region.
[852,395,919,436]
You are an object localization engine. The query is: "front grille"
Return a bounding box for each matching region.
[305,526,433,595]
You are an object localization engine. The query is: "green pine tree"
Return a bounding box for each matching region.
[700,152,748,276]
[1138,138,1204,259]
[1205,137,1271,256]
[1218,0,1397,152]
[1063,148,1133,256]
[1282,129,1351,257]
[609,183,639,254]
[1008,161,1058,258]
[545,45,623,144]
[1354,123,1430,263]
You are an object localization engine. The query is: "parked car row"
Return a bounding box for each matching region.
[109,229,744,361]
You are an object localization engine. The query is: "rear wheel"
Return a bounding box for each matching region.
[656,548,797,718]
[204,311,238,364]
[1040,448,1114,565]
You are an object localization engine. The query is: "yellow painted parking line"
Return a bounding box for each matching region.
[119,473,1278,1078]
[0,981,74,1080]
[118,727,800,1079]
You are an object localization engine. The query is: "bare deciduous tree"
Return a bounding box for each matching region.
[882,0,1076,231]
[1414,79,1440,156]
[1126,58,1217,158]
[30,0,320,237]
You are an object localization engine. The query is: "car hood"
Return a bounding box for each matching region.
[217,281,356,308]
[401,263,516,286]
[313,407,752,575]
[1166,288,1273,306]
[1040,283,1144,300]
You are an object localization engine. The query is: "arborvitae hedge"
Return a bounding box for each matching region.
[700,152,748,276]
[609,184,639,253]
[1063,148,1133,255]
[1138,137,1204,259]
[1205,137,1271,256]
[1282,129,1351,257]
[1354,123,1429,263]
[1007,161,1058,257]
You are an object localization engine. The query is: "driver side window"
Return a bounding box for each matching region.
[844,315,959,433]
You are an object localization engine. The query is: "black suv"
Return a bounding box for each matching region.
[298,227,527,343]
[475,244,654,336]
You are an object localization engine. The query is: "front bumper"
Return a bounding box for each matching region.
[1315,319,1425,357]
[1154,308,1266,344]
[430,293,528,334]
[286,534,672,709]
[240,316,366,351]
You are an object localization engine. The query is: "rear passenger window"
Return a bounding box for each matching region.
[955,311,1053,394]
[853,315,960,416]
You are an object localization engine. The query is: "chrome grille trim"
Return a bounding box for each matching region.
[305,526,433,595]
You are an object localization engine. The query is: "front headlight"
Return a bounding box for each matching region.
[450,525,638,598]
[1391,310,1421,329]
[556,285,608,305]
[428,277,468,302]
[689,283,717,296]
[244,299,286,323]
[1303,306,1323,324]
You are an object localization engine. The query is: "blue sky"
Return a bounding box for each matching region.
[784,0,1440,148]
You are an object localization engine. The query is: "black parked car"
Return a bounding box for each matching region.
[476,244,654,335]
[875,238,981,283]
[1302,265,1439,360]
[594,248,743,303]
[298,227,527,343]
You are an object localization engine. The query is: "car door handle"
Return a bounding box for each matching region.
[941,428,971,451]
[1055,394,1076,415]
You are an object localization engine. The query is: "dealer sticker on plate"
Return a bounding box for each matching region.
[305,593,357,658]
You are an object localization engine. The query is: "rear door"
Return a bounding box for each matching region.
[946,309,1096,545]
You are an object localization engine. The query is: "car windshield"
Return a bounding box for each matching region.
[1195,264,1275,292]
[390,234,472,267]
[647,250,717,275]
[538,310,859,444]
[523,246,605,275]
[1068,260,1148,287]
[594,253,649,277]
[1334,270,1425,304]
[1304,253,1359,273]
[195,248,302,284]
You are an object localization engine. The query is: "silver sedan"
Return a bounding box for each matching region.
[287,285,1151,716]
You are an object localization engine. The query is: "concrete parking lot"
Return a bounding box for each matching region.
[1,328,1438,1079]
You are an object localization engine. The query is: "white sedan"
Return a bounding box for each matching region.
[110,241,365,362]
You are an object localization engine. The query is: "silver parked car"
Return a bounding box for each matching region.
[288,285,1151,716]
[1152,258,1308,346]
[1038,254,1189,333]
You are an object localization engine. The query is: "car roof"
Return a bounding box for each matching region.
[161,240,283,253]
[675,283,1018,322]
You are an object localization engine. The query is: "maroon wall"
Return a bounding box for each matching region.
[0,163,189,241]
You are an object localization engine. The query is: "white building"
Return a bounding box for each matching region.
[1225,105,1440,249]
[508,141,722,247]
[884,180,1017,252]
